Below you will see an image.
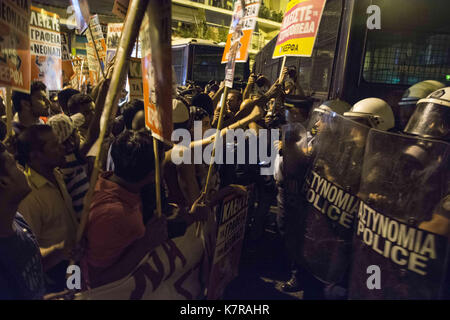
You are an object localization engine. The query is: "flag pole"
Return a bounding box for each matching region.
[5,87,12,140]
[153,139,162,218]
[278,55,287,83]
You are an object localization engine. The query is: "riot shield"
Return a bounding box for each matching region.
[349,129,450,299]
[298,112,370,285]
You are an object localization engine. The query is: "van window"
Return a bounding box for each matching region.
[363,31,450,86]
[172,46,187,85]
[191,45,248,85]
[192,45,225,84]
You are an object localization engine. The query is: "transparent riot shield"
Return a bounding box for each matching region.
[298,112,371,285]
[349,129,450,299]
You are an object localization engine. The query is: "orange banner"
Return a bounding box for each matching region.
[272,0,327,58]
[140,1,173,143]
[221,0,260,64]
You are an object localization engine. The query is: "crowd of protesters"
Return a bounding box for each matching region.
[0,65,292,299]
[1,60,449,300]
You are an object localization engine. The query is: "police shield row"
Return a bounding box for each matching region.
[275,80,449,299]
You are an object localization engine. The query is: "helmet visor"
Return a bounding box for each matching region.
[404,102,450,141]
[344,114,378,128]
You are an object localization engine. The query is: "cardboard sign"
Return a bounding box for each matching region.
[30,6,62,91]
[106,23,140,64]
[70,56,82,90]
[85,15,106,86]
[272,0,327,58]
[0,0,31,93]
[223,2,245,88]
[207,189,249,299]
[112,0,130,19]
[61,32,74,84]
[128,58,143,100]
[70,56,89,92]
[106,23,123,63]
[140,1,173,143]
[221,0,260,64]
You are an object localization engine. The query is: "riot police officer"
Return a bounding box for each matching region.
[398,80,445,130]
[347,89,449,299]
[275,99,350,293]
[296,97,394,299]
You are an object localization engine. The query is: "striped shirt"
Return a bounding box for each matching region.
[60,153,90,221]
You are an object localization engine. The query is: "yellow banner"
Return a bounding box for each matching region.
[273,0,327,58]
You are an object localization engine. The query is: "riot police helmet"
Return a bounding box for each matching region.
[344,98,395,131]
[398,80,445,130]
[404,87,450,142]
[309,99,351,135]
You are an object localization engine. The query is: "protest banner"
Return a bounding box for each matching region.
[223,1,245,89]
[107,23,140,64]
[86,15,107,85]
[70,55,89,92]
[106,23,123,63]
[75,215,217,300]
[140,1,173,143]
[0,0,31,93]
[272,0,327,58]
[128,58,143,100]
[30,6,62,91]
[221,0,260,64]
[70,57,81,90]
[85,43,99,86]
[61,32,74,84]
[207,188,250,299]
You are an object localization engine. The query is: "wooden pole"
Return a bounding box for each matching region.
[278,55,287,83]
[203,87,228,197]
[145,0,173,219]
[135,35,139,58]
[79,59,84,92]
[153,139,162,218]
[74,0,150,249]
[5,87,12,140]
